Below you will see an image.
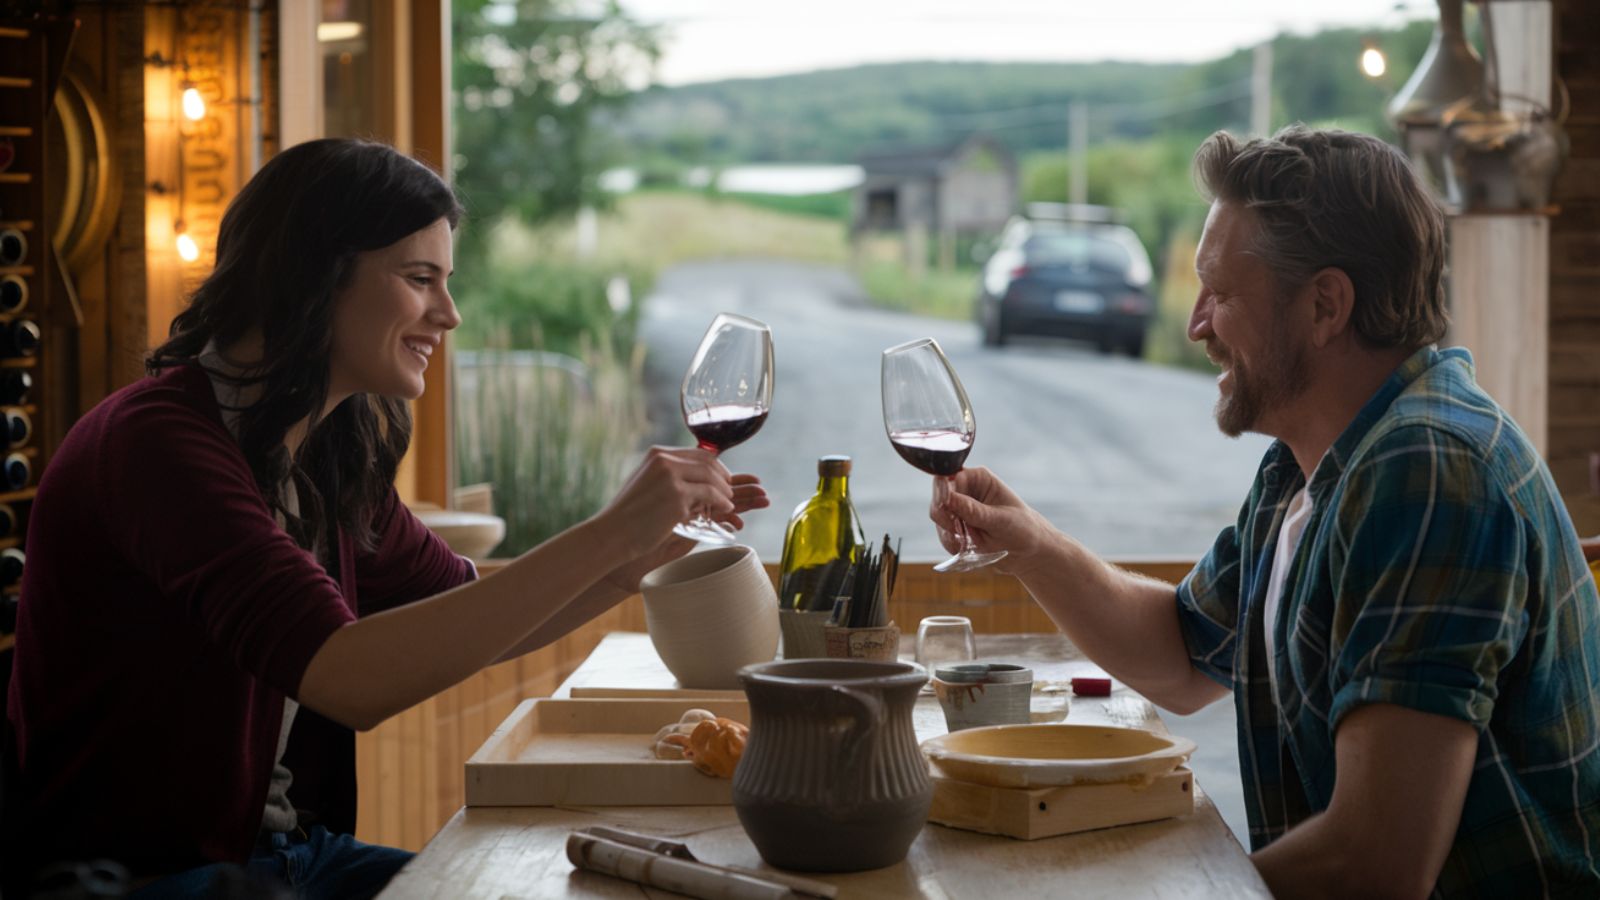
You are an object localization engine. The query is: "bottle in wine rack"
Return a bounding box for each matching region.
[2,407,28,447]
[0,547,21,589]
[0,227,25,267]
[0,502,15,538]
[0,273,25,313]
[0,370,30,405]
[777,456,867,612]
[2,318,40,358]
[3,451,29,492]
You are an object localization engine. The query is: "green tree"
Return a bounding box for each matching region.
[452,0,661,263]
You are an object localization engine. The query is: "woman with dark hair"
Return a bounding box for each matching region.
[4,139,767,899]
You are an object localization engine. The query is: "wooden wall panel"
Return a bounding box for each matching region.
[353,559,1196,851]
[1550,0,1600,535]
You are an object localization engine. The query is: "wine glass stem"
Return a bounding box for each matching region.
[935,475,978,555]
[692,447,722,522]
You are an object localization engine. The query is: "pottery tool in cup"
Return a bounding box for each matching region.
[824,536,902,660]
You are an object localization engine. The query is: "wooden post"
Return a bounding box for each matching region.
[1441,3,1553,455]
[1548,0,1600,532]
[399,0,452,509]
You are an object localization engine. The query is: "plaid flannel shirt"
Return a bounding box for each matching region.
[1176,346,1600,898]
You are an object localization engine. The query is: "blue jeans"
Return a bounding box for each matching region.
[126,826,412,900]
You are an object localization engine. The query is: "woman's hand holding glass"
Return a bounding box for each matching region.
[597,446,769,566]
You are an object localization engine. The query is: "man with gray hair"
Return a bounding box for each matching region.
[933,125,1600,899]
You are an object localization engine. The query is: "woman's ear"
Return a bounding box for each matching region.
[1306,266,1356,348]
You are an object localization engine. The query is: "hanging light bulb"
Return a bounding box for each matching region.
[175,223,200,263]
[1360,46,1387,79]
[181,86,206,122]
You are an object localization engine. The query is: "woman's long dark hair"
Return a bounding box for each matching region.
[148,139,463,553]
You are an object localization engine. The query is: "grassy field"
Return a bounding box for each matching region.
[488,191,983,321]
[493,190,852,271]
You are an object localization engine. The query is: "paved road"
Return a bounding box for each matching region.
[639,259,1272,562]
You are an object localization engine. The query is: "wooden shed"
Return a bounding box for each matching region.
[852,133,1018,270]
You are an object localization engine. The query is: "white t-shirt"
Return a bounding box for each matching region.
[1263,486,1313,701]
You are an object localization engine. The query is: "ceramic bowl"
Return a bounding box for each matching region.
[414,509,506,559]
[640,545,780,689]
[921,723,1195,788]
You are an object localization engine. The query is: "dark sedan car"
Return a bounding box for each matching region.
[976,211,1156,356]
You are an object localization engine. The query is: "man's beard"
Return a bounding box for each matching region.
[1211,311,1311,438]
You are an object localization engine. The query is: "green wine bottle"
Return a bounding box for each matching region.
[777,455,867,612]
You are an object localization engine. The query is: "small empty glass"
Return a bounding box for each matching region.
[915,616,977,690]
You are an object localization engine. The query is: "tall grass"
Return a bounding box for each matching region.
[857,262,979,321]
[453,253,649,556]
[455,332,648,556]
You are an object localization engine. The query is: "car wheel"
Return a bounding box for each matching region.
[982,302,1008,347]
[1123,334,1146,358]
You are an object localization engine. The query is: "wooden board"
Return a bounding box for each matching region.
[928,768,1194,840]
[569,685,746,701]
[465,698,750,807]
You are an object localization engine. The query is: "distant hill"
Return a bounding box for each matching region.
[608,23,1433,165]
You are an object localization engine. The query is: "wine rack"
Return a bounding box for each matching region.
[0,16,76,647]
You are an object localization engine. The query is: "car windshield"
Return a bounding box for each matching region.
[1023,230,1134,275]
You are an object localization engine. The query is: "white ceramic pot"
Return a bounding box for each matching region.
[639,545,780,689]
[413,509,506,560]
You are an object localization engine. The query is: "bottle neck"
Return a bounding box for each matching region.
[816,474,851,499]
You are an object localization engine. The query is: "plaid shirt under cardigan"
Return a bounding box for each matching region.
[1176,346,1600,899]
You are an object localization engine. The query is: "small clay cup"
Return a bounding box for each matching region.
[932,662,1033,732]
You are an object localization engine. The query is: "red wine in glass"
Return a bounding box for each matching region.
[881,338,1006,573]
[888,429,971,477]
[687,404,769,454]
[676,313,774,544]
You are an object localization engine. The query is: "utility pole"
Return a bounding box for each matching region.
[1251,40,1273,137]
[1069,100,1088,205]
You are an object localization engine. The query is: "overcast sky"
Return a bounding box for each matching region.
[622,0,1426,85]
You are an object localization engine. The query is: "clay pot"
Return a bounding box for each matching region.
[639,545,780,689]
[733,659,931,872]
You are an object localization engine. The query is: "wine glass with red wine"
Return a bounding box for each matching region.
[881,337,1006,573]
[675,312,774,544]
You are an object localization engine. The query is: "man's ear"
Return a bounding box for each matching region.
[1306,267,1356,348]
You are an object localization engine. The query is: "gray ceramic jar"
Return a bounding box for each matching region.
[733,659,932,872]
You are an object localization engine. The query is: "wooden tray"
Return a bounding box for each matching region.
[928,768,1194,840]
[569,686,745,701]
[466,698,750,807]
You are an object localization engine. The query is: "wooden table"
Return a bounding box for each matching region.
[380,633,1269,899]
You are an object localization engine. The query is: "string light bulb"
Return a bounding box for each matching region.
[1361,46,1387,79]
[175,223,200,262]
[181,86,206,121]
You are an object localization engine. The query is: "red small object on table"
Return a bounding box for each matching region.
[1071,677,1111,697]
